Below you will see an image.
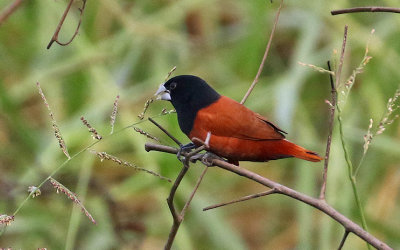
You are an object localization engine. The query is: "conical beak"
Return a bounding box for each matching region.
[155,84,171,101]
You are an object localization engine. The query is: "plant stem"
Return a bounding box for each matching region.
[336,105,371,250]
[0,114,167,238]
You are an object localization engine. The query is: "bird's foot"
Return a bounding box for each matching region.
[201,152,224,166]
[177,142,196,161]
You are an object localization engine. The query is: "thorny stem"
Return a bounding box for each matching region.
[240,0,283,104]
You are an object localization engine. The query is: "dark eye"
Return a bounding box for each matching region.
[170,82,177,90]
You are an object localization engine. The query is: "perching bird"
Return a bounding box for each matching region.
[155,75,322,165]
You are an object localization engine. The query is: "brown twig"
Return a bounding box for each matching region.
[319,61,337,200]
[148,117,182,146]
[338,230,350,250]
[47,0,87,49]
[145,143,392,250]
[0,0,24,26]
[240,0,283,104]
[164,146,207,250]
[331,7,400,16]
[203,189,277,211]
[181,167,208,219]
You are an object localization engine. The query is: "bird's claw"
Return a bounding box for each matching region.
[177,142,196,161]
[201,152,223,166]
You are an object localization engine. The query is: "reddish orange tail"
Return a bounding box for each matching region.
[282,140,323,162]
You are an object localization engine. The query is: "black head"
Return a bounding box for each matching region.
[155,75,221,135]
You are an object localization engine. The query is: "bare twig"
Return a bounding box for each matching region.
[181,167,208,219]
[240,0,283,104]
[164,147,206,250]
[203,189,277,211]
[332,7,400,16]
[145,143,392,250]
[319,61,337,200]
[338,230,350,250]
[148,117,182,146]
[0,0,24,26]
[47,0,87,49]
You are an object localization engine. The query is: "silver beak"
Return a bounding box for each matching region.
[155,84,171,101]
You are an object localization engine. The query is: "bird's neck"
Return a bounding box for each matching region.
[175,94,221,135]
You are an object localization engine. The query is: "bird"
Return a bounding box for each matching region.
[155,75,323,165]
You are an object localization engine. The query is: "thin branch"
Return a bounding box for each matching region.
[338,230,350,250]
[0,0,23,26]
[47,0,87,49]
[181,167,208,217]
[332,7,400,16]
[240,0,283,104]
[203,189,276,211]
[319,61,337,200]
[148,117,182,146]
[164,146,207,250]
[145,143,392,250]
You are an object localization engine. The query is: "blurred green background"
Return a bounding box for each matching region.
[1,0,400,249]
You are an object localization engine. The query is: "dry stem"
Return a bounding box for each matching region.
[240,0,283,104]
[203,189,276,211]
[164,145,207,250]
[149,117,182,146]
[0,0,24,26]
[47,0,87,49]
[319,61,337,200]
[332,7,400,15]
[145,143,392,250]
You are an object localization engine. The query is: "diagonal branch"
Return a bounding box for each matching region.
[0,0,24,26]
[319,61,337,200]
[145,143,392,250]
[240,0,283,104]
[331,7,400,16]
[47,0,87,49]
[149,117,182,147]
[203,189,277,211]
[338,230,350,250]
[164,145,207,250]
